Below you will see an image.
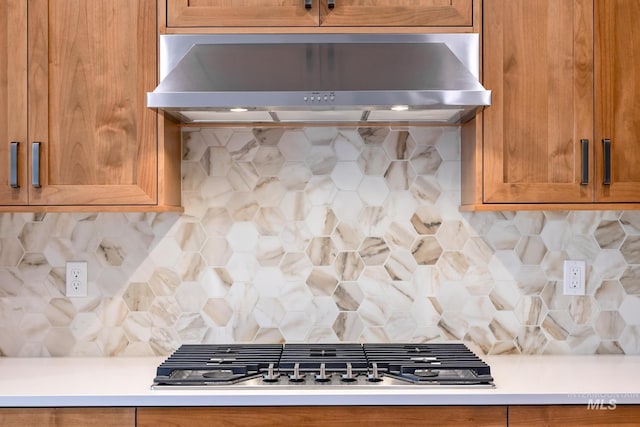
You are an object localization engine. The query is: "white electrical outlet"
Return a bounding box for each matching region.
[563,260,586,296]
[66,261,88,297]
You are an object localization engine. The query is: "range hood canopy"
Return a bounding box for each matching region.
[147,34,491,124]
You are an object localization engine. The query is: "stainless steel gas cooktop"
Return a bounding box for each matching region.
[152,343,494,389]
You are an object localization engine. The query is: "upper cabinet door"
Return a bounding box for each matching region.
[166,0,320,27]
[165,0,473,28]
[319,0,473,27]
[482,0,594,204]
[0,0,27,205]
[595,0,640,202]
[27,0,158,206]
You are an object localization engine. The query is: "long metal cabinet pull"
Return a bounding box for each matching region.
[328,0,335,8]
[602,139,611,185]
[305,0,312,8]
[580,139,589,185]
[32,142,41,188]
[10,142,19,188]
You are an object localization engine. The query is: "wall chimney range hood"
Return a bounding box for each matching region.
[147,34,491,124]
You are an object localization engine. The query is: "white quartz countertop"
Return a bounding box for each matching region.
[1,355,639,407]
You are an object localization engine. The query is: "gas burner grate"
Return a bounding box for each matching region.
[363,343,493,383]
[279,343,369,373]
[155,344,282,378]
[153,342,493,388]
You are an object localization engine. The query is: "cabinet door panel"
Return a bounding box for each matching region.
[595,0,640,202]
[28,0,157,206]
[167,0,320,27]
[320,0,473,27]
[509,405,640,426]
[483,0,594,204]
[0,0,27,205]
[138,406,507,427]
[0,408,135,427]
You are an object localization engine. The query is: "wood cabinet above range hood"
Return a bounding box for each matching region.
[147,34,491,125]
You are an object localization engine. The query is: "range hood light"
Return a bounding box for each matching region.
[229,107,248,112]
[390,105,409,111]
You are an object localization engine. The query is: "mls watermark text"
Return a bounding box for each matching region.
[568,393,640,410]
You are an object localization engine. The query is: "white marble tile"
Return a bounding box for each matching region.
[385,312,417,340]
[333,282,364,311]
[253,146,285,176]
[438,312,468,340]
[278,130,312,161]
[44,328,77,356]
[383,130,415,160]
[1,125,639,356]
[255,237,285,267]
[306,145,337,175]
[202,298,233,327]
[280,252,312,282]
[331,162,364,191]
[358,206,390,238]
[384,221,417,250]
[254,177,287,207]
[385,161,414,191]
[253,267,285,298]
[279,162,312,191]
[333,311,365,341]
[358,145,390,176]
[385,250,418,281]
[253,298,286,328]
[384,191,418,222]
[279,311,313,341]
[306,267,339,296]
[514,326,548,354]
[619,296,640,325]
[226,161,260,191]
[308,296,338,327]
[357,176,389,206]
[226,131,259,161]
[332,191,364,224]
[254,207,286,236]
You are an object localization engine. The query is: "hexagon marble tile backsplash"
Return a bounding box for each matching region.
[2,126,640,357]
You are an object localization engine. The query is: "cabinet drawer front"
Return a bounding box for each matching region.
[320,0,474,27]
[167,0,320,27]
[166,0,473,28]
[0,408,135,427]
[138,406,506,427]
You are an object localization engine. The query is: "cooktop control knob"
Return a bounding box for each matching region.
[289,363,305,383]
[262,363,280,383]
[340,363,357,383]
[314,363,331,383]
[367,362,383,382]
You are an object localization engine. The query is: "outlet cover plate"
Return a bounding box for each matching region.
[563,260,586,296]
[66,261,88,297]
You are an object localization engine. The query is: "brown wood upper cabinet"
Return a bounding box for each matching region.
[0,0,28,206]
[462,0,640,208]
[0,0,181,212]
[165,0,474,28]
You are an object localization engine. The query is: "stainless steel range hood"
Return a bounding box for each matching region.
[147,34,491,124]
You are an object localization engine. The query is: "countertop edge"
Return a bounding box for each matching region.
[3,393,640,408]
